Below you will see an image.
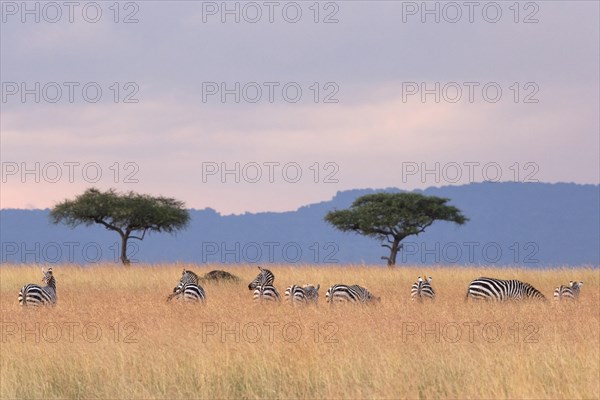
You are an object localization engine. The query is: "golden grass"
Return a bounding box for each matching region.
[0,264,598,399]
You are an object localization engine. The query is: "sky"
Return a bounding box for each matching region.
[1,1,599,214]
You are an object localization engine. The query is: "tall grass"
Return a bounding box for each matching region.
[1,264,598,399]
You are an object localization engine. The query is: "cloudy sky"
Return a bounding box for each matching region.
[2,1,598,214]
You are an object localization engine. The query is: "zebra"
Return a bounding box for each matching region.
[253,285,281,303]
[248,266,275,290]
[18,268,57,307]
[303,284,320,304]
[410,276,436,302]
[554,281,583,301]
[325,284,380,304]
[285,284,320,305]
[167,269,206,304]
[465,277,546,302]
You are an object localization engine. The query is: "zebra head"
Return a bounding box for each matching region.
[571,281,583,297]
[180,269,199,283]
[570,281,583,290]
[368,293,382,304]
[304,283,320,290]
[42,268,55,285]
[166,287,183,302]
[248,266,274,290]
[363,287,381,304]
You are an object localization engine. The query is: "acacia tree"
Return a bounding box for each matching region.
[50,188,190,265]
[324,192,467,266]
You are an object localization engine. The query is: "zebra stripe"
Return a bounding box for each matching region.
[411,276,435,302]
[253,285,281,303]
[178,269,200,286]
[168,283,206,303]
[554,281,583,301]
[285,284,320,305]
[18,268,57,307]
[325,284,380,304]
[465,277,546,302]
[285,285,307,304]
[167,269,206,304]
[248,266,275,290]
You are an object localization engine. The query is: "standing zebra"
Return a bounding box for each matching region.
[285,284,320,305]
[248,266,275,290]
[554,281,583,301]
[253,285,281,303]
[18,268,57,307]
[465,277,546,302]
[249,266,279,303]
[167,269,206,304]
[325,284,380,304]
[410,276,436,302]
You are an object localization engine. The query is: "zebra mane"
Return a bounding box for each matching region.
[257,265,274,276]
[182,269,200,280]
[248,266,275,290]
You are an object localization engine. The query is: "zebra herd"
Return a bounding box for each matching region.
[411,276,584,303]
[247,266,379,305]
[17,266,585,307]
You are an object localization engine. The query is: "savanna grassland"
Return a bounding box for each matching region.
[0,264,598,399]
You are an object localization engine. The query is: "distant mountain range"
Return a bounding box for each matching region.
[1,182,598,267]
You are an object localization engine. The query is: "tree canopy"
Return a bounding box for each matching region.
[50,188,190,264]
[324,192,467,266]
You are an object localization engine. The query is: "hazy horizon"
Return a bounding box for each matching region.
[1,180,597,216]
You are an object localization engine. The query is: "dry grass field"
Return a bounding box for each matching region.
[0,264,598,399]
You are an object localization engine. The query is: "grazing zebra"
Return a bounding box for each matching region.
[554,281,583,301]
[465,277,546,302]
[167,269,206,304]
[303,284,320,304]
[285,284,320,305]
[325,284,380,304]
[410,276,436,302]
[253,285,281,303]
[248,266,275,290]
[18,268,57,307]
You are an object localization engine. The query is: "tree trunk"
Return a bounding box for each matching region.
[387,239,401,267]
[120,234,130,265]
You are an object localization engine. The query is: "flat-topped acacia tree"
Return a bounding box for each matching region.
[324,192,468,266]
[50,188,190,265]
